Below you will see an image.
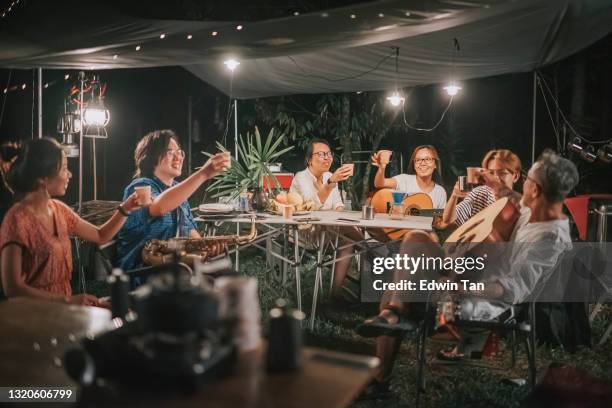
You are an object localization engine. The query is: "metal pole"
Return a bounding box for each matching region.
[187,96,192,175]
[234,99,240,271]
[78,72,85,214]
[233,99,238,160]
[531,71,537,164]
[37,68,42,138]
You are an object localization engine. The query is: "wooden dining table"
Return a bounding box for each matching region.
[0,298,379,407]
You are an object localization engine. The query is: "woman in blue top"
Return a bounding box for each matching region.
[116,129,229,273]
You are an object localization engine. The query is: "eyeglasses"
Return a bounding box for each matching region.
[165,149,185,159]
[414,157,434,165]
[313,151,333,159]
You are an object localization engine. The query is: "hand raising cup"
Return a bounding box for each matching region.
[201,151,232,179]
[329,164,353,183]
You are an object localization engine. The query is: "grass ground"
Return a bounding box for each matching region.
[86,247,612,407]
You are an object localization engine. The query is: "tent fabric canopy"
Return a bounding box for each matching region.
[1,0,612,99]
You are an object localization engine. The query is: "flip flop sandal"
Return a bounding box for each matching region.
[436,348,465,363]
[355,311,417,338]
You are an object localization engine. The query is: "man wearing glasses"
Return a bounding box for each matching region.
[115,129,229,278]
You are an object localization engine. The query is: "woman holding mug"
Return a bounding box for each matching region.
[0,138,139,305]
[441,149,521,228]
[372,145,447,209]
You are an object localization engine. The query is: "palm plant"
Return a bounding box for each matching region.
[206,127,294,200]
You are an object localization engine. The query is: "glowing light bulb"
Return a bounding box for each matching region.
[386,91,404,107]
[187,34,193,39]
[224,59,240,71]
[159,34,166,39]
[443,83,461,96]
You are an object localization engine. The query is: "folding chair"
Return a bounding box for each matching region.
[414,302,537,407]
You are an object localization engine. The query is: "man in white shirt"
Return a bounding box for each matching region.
[357,150,578,396]
[289,139,357,300]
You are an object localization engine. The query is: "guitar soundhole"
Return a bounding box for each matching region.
[409,208,420,216]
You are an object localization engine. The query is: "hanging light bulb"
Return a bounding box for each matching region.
[386,91,405,107]
[386,46,404,108]
[597,143,612,163]
[443,83,461,96]
[223,59,240,72]
[567,137,584,154]
[580,145,597,163]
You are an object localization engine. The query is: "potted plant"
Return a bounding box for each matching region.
[205,127,294,210]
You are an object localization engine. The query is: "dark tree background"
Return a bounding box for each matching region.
[0,0,611,206]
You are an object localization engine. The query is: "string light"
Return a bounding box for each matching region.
[159,34,166,39]
[405,12,411,17]
[443,83,462,96]
[187,34,193,39]
[224,59,240,72]
[211,31,218,36]
[21,83,26,90]
[350,14,357,19]
[444,38,462,96]
[386,47,405,108]
[293,11,300,16]
[378,13,384,18]
[113,54,118,59]
[387,92,404,107]
[135,45,141,51]
[236,25,243,31]
[321,12,329,17]
[64,74,70,80]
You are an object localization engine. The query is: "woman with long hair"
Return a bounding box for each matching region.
[0,138,140,305]
[372,145,447,208]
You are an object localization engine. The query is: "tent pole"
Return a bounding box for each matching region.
[187,96,192,175]
[233,100,238,161]
[531,71,537,164]
[78,72,84,215]
[233,99,239,272]
[37,68,43,138]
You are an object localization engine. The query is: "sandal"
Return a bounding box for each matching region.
[355,310,416,338]
[436,347,465,362]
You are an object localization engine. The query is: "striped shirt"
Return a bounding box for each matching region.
[455,185,496,225]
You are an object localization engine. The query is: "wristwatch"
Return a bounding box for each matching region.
[117,204,130,217]
[326,178,337,186]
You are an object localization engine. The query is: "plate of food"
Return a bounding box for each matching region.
[293,211,311,216]
[198,203,234,213]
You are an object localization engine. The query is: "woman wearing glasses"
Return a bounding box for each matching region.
[441,149,521,228]
[116,130,230,274]
[372,145,447,209]
[290,138,356,301]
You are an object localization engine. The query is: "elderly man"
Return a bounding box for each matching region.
[357,150,579,397]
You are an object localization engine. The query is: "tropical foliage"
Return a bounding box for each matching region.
[206,127,294,200]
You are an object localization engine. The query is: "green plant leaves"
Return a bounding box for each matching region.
[204,126,293,199]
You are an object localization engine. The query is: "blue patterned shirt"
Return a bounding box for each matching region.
[115,176,197,272]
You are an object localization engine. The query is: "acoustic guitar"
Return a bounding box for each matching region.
[437,197,521,325]
[370,188,433,240]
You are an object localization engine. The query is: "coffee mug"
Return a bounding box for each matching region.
[134,185,152,206]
